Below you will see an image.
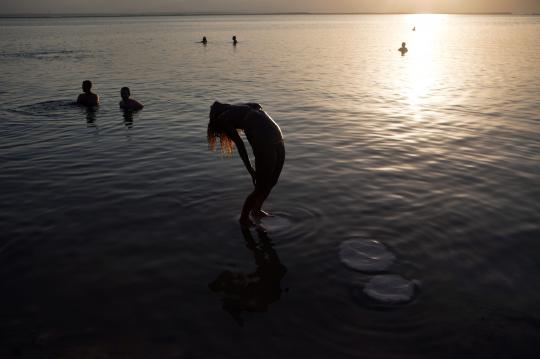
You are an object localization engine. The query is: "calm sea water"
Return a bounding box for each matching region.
[1,14,539,358]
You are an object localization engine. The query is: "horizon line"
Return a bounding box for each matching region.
[2,11,535,19]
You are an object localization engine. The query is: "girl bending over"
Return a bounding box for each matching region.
[208,101,285,227]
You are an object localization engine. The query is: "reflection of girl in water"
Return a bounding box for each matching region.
[208,101,285,227]
[209,227,287,325]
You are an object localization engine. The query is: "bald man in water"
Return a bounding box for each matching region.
[76,80,99,107]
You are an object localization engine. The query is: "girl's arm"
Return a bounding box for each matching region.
[226,126,256,183]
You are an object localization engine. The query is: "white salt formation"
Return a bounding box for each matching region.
[339,240,396,272]
[363,274,415,303]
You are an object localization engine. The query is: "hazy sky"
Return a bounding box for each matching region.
[1,0,539,15]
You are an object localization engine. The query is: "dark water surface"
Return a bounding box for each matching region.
[1,15,540,358]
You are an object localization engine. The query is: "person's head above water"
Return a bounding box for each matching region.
[120,86,131,100]
[119,86,143,110]
[82,80,92,94]
[77,80,99,106]
[208,101,234,154]
[402,42,407,48]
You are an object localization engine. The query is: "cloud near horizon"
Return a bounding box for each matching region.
[1,0,539,14]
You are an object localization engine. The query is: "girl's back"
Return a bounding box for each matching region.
[242,108,283,147]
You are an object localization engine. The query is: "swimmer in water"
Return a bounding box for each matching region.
[201,36,208,44]
[119,87,144,111]
[398,42,408,55]
[207,101,285,227]
[76,80,99,107]
[232,35,238,45]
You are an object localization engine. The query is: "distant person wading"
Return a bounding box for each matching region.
[398,42,408,55]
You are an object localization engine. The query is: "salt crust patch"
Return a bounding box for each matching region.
[339,239,396,272]
[364,274,415,303]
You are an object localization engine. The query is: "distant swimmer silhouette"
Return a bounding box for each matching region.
[398,42,408,55]
[76,80,99,107]
[207,101,285,227]
[119,87,144,111]
[232,35,238,45]
[201,36,208,44]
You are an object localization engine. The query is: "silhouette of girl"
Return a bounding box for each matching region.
[207,102,285,226]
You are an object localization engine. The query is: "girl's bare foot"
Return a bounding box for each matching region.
[251,210,272,219]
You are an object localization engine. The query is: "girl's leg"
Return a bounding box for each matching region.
[252,143,284,217]
[271,142,285,187]
[240,190,258,226]
[252,189,272,218]
[240,147,273,225]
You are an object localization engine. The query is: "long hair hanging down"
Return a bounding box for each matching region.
[208,101,235,155]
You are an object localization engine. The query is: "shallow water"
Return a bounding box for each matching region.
[1,14,540,358]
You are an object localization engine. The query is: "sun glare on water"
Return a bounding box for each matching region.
[401,14,450,113]
[378,14,455,152]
